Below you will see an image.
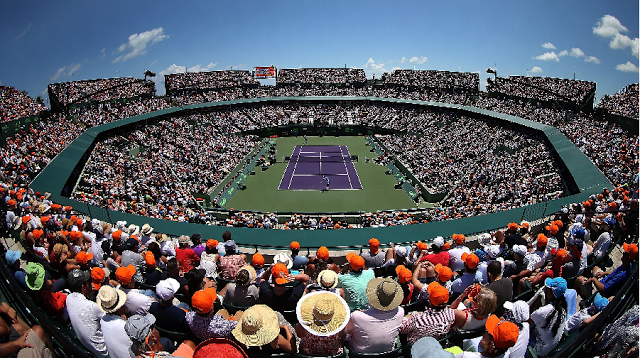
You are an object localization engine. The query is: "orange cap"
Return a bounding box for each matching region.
[485,315,519,350]
[369,238,380,254]
[192,288,216,314]
[452,234,466,245]
[252,253,265,267]
[416,241,428,251]
[115,264,136,285]
[145,251,156,268]
[461,253,480,269]
[271,263,289,285]
[206,239,218,249]
[317,246,330,261]
[442,242,450,250]
[290,241,300,250]
[508,223,518,231]
[623,243,638,260]
[397,268,412,284]
[552,249,568,261]
[520,222,530,229]
[112,230,122,241]
[435,263,453,282]
[349,255,365,271]
[395,265,407,276]
[427,282,449,306]
[22,216,31,224]
[537,234,548,246]
[553,220,563,228]
[32,229,44,239]
[91,267,105,291]
[549,225,559,235]
[76,251,93,265]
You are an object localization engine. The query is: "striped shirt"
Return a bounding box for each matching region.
[399,307,455,344]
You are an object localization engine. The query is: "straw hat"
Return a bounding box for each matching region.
[232,304,280,347]
[237,265,257,286]
[366,278,404,311]
[96,286,127,314]
[317,269,339,289]
[296,291,349,337]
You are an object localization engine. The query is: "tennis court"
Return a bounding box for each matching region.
[278,145,363,190]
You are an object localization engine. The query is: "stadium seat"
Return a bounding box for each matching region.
[222,301,249,315]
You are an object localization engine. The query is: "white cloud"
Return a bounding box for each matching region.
[113,27,167,63]
[50,63,82,81]
[150,59,157,66]
[530,66,543,73]
[159,64,187,76]
[364,58,388,71]
[189,62,217,72]
[533,52,559,62]
[593,15,628,38]
[584,56,600,64]
[609,34,639,59]
[15,22,32,41]
[399,57,407,64]
[542,42,556,49]
[558,50,569,57]
[391,66,402,72]
[615,61,639,72]
[570,47,585,58]
[409,56,428,64]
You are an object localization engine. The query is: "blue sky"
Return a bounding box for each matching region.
[1,1,638,104]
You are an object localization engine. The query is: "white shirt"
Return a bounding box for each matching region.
[592,232,612,260]
[508,322,530,358]
[91,235,106,268]
[449,245,471,272]
[530,304,565,356]
[66,292,108,358]
[100,314,135,358]
[121,288,155,315]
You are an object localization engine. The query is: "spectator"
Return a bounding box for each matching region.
[457,314,520,358]
[126,314,196,358]
[337,254,375,311]
[258,263,308,312]
[290,241,308,270]
[502,300,530,358]
[295,291,349,356]
[149,278,190,334]
[362,238,385,269]
[451,253,480,295]
[451,287,497,332]
[529,278,568,356]
[186,288,236,341]
[575,243,636,298]
[400,282,455,343]
[218,239,246,280]
[232,304,295,355]
[344,278,405,353]
[220,265,259,307]
[566,293,609,333]
[449,234,471,272]
[115,265,155,315]
[418,237,450,267]
[176,236,201,274]
[484,261,512,318]
[97,286,134,358]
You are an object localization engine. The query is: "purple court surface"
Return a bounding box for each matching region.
[278,145,363,190]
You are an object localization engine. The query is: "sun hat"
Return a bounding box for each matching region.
[485,245,502,259]
[193,338,248,358]
[296,291,350,337]
[317,269,339,289]
[427,282,449,306]
[53,243,68,263]
[125,314,156,343]
[452,234,466,245]
[232,304,280,347]
[91,267,105,291]
[397,268,412,284]
[316,246,330,260]
[545,277,568,299]
[192,288,218,314]
[461,252,480,269]
[623,243,638,260]
[290,241,300,250]
[5,250,21,266]
[206,239,219,250]
[503,300,530,324]
[155,278,181,302]
[512,245,528,257]
[477,233,492,246]
[250,253,265,267]
[395,246,409,258]
[224,240,238,253]
[237,265,257,286]
[273,252,293,270]
[271,263,289,285]
[432,236,445,248]
[25,262,45,291]
[411,337,455,358]
[366,277,404,311]
[141,224,154,236]
[485,315,519,350]
[349,254,365,271]
[96,285,127,313]
[115,264,136,285]
[435,264,453,282]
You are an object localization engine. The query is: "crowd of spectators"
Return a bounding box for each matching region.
[386,70,480,92]
[487,76,596,106]
[0,182,636,357]
[0,86,47,122]
[595,83,639,119]
[70,98,170,128]
[165,71,259,92]
[277,68,367,85]
[48,78,154,107]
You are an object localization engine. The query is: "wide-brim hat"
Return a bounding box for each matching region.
[232,304,280,347]
[237,265,257,286]
[296,291,349,337]
[366,277,404,311]
[25,262,45,291]
[273,252,293,270]
[317,269,339,289]
[96,285,127,314]
[141,224,154,235]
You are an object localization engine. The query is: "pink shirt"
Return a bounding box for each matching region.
[345,306,404,353]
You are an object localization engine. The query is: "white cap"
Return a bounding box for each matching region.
[155,278,180,301]
[504,300,530,323]
[477,233,492,246]
[513,245,528,257]
[486,245,501,259]
[432,236,445,248]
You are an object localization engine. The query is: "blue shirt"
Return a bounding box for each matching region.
[601,263,633,296]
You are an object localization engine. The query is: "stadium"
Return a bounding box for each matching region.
[0,3,639,358]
